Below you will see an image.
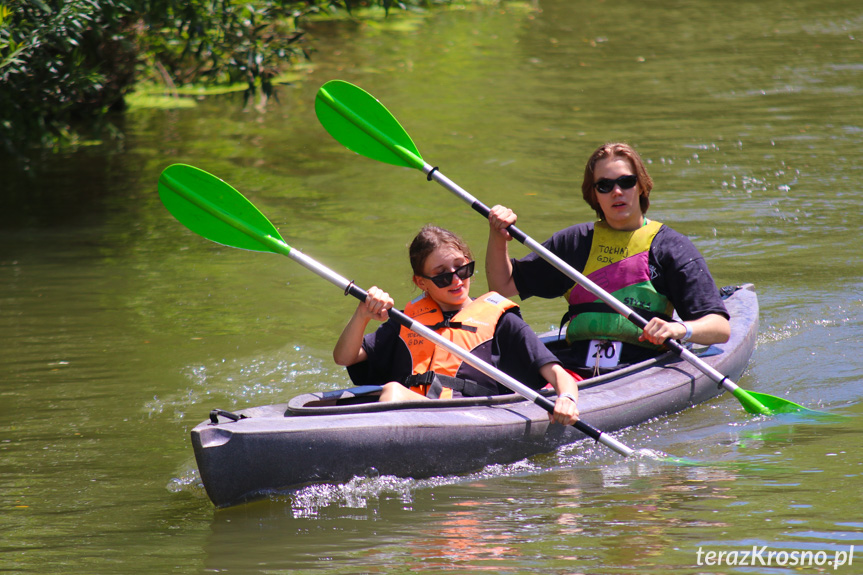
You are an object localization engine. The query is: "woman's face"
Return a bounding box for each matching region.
[593,156,645,231]
[414,246,472,312]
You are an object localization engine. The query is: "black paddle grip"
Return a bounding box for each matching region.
[345,282,368,302]
[470,199,492,218]
[505,224,529,244]
[343,286,443,341]
[344,287,424,342]
[626,310,649,330]
[470,200,529,244]
[573,420,603,441]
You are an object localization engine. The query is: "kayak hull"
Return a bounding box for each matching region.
[191,285,758,507]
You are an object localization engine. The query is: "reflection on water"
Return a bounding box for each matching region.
[2,0,863,573]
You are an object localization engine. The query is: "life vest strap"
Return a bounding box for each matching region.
[403,371,498,398]
[424,319,478,332]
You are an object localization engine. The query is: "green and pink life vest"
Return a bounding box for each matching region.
[564,219,674,349]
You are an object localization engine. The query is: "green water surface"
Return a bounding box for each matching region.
[2,1,862,573]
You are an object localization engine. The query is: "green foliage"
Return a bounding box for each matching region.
[138,0,323,110]
[0,0,453,155]
[0,0,138,153]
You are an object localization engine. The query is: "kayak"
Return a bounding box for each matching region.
[191,284,758,507]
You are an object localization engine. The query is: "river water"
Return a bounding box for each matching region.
[2,1,862,573]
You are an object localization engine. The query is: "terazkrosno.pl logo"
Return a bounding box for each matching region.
[696,545,855,570]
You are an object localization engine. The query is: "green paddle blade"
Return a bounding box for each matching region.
[158,164,289,255]
[315,80,425,170]
[734,388,823,416]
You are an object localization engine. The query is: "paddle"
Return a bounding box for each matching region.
[315,79,818,417]
[157,163,681,461]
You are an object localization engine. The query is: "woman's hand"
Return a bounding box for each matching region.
[488,204,517,241]
[541,363,580,426]
[639,317,685,346]
[358,286,393,322]
[333,286,393,367]
[551,392,579,426]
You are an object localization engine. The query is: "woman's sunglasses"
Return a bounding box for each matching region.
[594,174,638,194]
[420,261,475,288]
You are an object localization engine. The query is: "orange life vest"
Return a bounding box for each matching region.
[399,292,518,399]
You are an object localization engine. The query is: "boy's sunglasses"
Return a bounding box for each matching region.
[420,261,475,288]
[594,174,638,194]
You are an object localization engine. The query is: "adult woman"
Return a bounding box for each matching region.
[486,142,730,373]
[333,225,579,426]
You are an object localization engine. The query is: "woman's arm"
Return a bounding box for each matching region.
[333,286,393,367]
[539,363,580,426]
[486,205,519,297]
[639,313,730,347]
[649,228,730,346]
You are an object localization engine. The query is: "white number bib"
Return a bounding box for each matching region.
[586,340,623,368]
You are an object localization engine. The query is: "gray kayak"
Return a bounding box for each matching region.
[191,284,758,507]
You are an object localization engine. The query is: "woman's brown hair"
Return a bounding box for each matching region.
[408,225,473,277]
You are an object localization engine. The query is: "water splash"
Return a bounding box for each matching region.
[145,344,350,419]
[167,466,205,495]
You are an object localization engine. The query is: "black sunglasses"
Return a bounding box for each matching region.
[594,174,638,194]
[421,261,475,288]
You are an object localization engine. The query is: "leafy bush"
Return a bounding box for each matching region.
[138,0,325,111]
[0,0,138,153]
[0,0,443,155]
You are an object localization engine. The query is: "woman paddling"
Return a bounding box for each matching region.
[486,142,730,374]
[333,225,579,426]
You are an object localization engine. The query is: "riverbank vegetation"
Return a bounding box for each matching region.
[0,0,455,156]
